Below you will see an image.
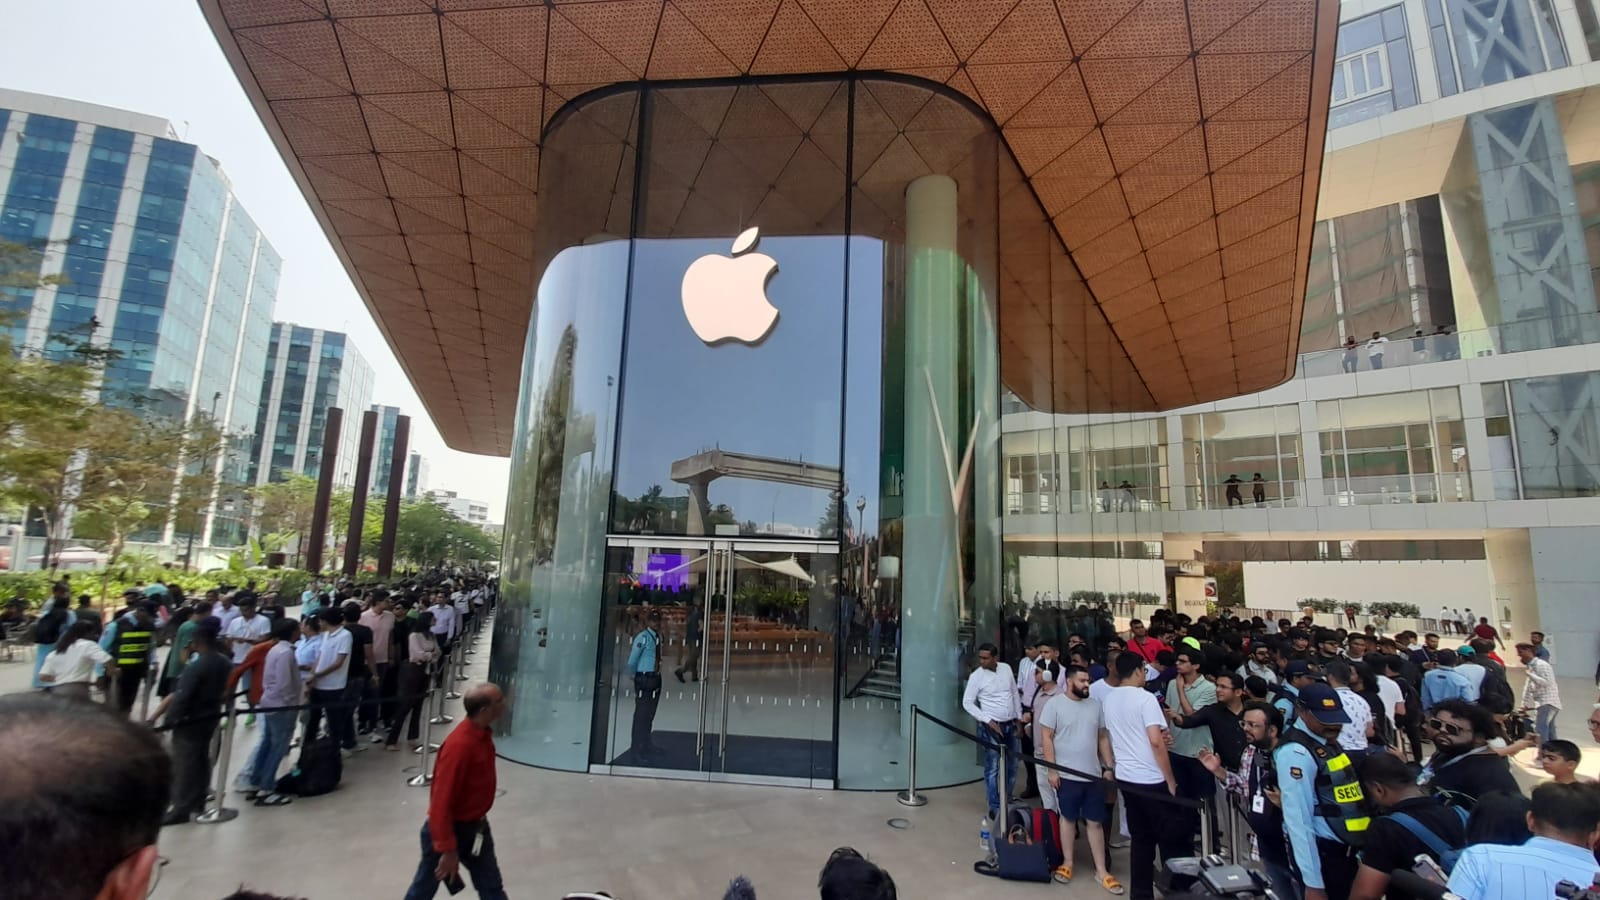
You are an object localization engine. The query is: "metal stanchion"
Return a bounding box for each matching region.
[138,655,159,721]
[197,701,241,824]
[453,636,468,682]
[896,705,927,807]
[1226,799,1240,864]
[1199,797,1216,858]
[431,660,455,724]
[408,685,436,787]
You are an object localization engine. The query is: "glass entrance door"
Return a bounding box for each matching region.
[593,537,838,786]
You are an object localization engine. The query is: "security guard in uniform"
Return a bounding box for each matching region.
[1273,682,1370,900]
[108,601,158,715]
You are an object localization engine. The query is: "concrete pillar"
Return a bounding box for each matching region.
[377,414,410,576]
[343,410,378,577]
[900,174,963,738]
[305,407,342,575]
[1526,526,1600,680]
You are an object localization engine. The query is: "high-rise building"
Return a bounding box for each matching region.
[0,89,278,548]
[404,451,428,500]
[249,323,374,489]
[369,404,403,496]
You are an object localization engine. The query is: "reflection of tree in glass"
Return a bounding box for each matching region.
[529,326,577,563]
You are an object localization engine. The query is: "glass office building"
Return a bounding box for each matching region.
[209,0,1600,792]
[0,89,278,548]
[248,323,375,490]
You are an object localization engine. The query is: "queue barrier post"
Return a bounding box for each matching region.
[408,682,436,787]
[1226,798,1240,864]
[1199,797,1216,858]
[196,698,241,824]
[138,654,159,722]
[453,635,469,682]
[431,659,455,724]
[895,703,927,807]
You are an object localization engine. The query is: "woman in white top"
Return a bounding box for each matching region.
[39,620,113,700]
[385,611,440,751]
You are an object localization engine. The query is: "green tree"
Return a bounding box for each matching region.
[249,473,319,564]
[68,409,188,598]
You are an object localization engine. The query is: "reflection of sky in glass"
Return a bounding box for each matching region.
[611,235,882,536]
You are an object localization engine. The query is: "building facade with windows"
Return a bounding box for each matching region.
[425,489,490,525]
[404,451,428,500]
[0,89,279,549]
[1002,0,1600,681]
[248,323,375,490]
[369,403,405,495]
[208,0,1597,790]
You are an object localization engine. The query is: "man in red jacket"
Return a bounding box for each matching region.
[405,683,507,900]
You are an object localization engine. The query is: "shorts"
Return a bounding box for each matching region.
[1046,772,1108,823]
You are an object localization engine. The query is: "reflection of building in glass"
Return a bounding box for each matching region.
[369,404,403,495]
[207,0,1600,794]
[248,324,374,489]
[0,89,278,549]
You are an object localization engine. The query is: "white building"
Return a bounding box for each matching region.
[426,489,491,524]
[1003,0,1600,680]
[249,323,375,489]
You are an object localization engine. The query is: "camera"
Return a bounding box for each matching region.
[1505,712,1534,742]
[1555,875,1600,900]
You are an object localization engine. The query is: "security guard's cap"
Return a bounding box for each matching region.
[1297,683,1350,724]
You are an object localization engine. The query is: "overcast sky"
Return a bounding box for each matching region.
[1,0,512,519]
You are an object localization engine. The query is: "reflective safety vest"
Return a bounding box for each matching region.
[1280,728,1371,846]
[113,620,154,667]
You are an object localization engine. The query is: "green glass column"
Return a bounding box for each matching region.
[900,174,963,740]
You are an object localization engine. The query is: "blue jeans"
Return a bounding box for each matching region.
[405,821,507,900]
[33,643,54,688]
[248,710,296,794]
[981,720,1019,816]
[1534,704,1559,743]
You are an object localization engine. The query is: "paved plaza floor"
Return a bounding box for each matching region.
[2,628,1596,899]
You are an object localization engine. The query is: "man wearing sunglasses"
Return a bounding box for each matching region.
[1418,699,1520,808]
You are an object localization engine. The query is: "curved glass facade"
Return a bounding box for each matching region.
[490,75,1137,789]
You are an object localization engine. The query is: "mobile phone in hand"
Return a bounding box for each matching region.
[444,873,466,895]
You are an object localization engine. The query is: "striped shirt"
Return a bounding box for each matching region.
[1520,657,1561,709]
[1448,836,1598,900]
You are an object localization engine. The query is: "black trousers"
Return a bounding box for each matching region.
[387,663,429,745]
[115,667,145,713]
[1119,780,1193,900]
[631,672,661,755]
[307,688,353,748]
[1303,838,1360,899]
[170,727,215,817]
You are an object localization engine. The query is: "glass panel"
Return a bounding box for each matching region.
[1367,52,1386,88]
[489,89,638,771]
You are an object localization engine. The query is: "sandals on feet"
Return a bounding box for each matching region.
[253,793,293,807]
[1051,865,1072,884]
[1099,874,1125,895]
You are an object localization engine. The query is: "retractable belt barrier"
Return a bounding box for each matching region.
[896,704,1215,857]
[148,614,488,826]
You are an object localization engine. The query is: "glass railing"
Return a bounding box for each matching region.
[1294,311,1600,379]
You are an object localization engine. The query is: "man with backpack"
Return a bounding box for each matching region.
[1349,753,1469,900]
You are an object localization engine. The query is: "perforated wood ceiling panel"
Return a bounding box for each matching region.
[201,0,1336,455]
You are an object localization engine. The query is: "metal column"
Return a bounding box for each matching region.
[304,406,342,575]
[343,409,378,577]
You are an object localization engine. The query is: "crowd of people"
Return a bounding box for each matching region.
[10,570,496,822]
[966,607,1600,900]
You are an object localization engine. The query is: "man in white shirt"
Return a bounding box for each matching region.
[224,600,272,666]
[1016,642,1043,799]
[1366,331,1388,369]
[215,594,241,633]
[1039,663,1119,891]
[1101,652,1183,900]
[307,608,354,754]
[962,642,1020,817]
[429,592,456,650]
[1325,659,1373,753]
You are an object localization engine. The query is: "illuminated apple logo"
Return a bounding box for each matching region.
[680,226,779,346]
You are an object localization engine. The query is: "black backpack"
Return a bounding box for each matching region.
[33,608,67,645]
[276,736,342,796]
[1476,664,1514,715]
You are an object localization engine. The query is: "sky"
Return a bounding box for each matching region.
[1,0,512,520]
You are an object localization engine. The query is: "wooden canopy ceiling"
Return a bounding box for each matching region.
[201,0,1336,455]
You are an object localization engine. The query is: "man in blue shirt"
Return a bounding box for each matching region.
[1275,683,1368,900]
[1448,782,1600,900]
[1420,649,1476,711]
[1272,660,1317,723]
[626,612,663,762]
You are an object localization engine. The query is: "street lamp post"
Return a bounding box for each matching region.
[855,495,867,599]
[185,391,222,572]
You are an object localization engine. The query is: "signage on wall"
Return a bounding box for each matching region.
[680,226,779,345]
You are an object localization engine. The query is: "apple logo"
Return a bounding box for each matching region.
[680,226,779,346]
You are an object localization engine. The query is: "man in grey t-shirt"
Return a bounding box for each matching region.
[1039,663,1120,891]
